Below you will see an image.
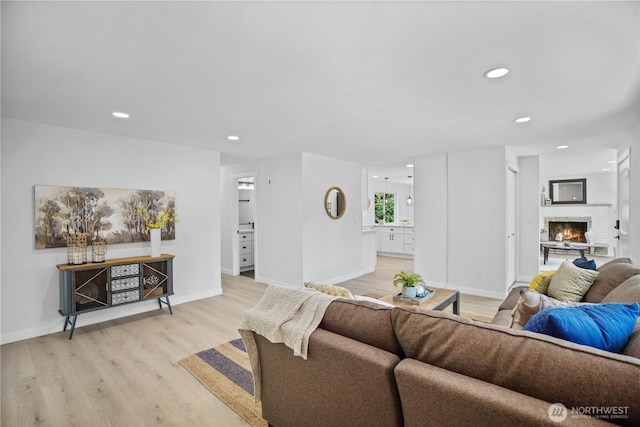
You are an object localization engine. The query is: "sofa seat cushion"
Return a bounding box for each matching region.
[320,299,403,356]
[584,260,640,303]
[510,289,588,329]
[391,307,640,422]
[490,309,514,327]
[497,286,527,312]
[523,303,639,353]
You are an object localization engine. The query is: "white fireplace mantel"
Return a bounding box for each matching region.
[540,204,614,256]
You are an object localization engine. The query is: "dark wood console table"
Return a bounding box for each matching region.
[57,254,174,339]
[540,243,608,264]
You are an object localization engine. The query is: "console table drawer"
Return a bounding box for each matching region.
[111,290,140,305]
[111,263,139,278]
[111,277,140,291]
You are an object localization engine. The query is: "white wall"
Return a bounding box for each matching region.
[632,130,640,262]
[1,119,221,344]
[302,153,364,284]
[448,146,507,298]
[540,172,616,205]
[619,123,640,262]
[414,154,448,283]
[221,155,304,287]
[255,154,304,287]
[414,147,511,298]
[220,153,365,287]
[518,156,541,282]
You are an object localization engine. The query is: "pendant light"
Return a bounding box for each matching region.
[384,177,389,203]
[406,175,413,206]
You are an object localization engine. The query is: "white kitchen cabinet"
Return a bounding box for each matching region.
[239,232,254,271]
[378,226,412,255]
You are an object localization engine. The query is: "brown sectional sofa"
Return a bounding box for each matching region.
[250,258,640,427]
[492,257,640,358]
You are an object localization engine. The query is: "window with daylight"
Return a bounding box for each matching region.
[374,192,395,224]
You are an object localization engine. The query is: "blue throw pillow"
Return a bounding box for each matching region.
[523,302,639,353]
[573,256,597,270]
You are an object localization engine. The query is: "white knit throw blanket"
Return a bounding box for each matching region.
[239,285,335,402]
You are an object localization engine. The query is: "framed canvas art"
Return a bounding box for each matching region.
[34,185,176,249]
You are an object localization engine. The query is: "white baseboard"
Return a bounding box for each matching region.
[376,251,413,259]
[254,276,297,288]
[321,267,376,286]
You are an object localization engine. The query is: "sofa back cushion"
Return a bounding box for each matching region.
[601,276,640,359]
[584,259,640,303]
[320,299,403,356]
[391,307,640,422]
[602,275,640,304]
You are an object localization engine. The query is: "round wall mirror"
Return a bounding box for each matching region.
[324,187,346,219]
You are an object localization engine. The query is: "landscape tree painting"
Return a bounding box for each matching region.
[34,185,176,249]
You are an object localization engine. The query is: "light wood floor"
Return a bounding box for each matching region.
[1,256,502,427]
[337,256,503,319]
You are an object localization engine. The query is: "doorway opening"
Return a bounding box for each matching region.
[236,175,256,277]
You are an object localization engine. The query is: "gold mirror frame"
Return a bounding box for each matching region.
[324,187,346,220]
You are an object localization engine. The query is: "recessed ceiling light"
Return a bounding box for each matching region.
[514,117,531,123]
[608,160,616,164]
[112,111,130,119]
[557,145,569,149]
[602,168,610,172]
[406,164,414,168]
[484,67,510,79]
[227,135,240,141]
[372,175,379,178]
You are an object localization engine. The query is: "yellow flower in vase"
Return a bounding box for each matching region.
[137,207,178,232]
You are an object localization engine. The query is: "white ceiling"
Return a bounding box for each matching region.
[2,1,638,184]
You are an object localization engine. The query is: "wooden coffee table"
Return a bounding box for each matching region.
[380,287,460,314]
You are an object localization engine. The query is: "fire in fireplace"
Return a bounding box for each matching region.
[548,221,588,243]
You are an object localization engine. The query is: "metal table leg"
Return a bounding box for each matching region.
[158,296,173,315]
[63,315,77,340]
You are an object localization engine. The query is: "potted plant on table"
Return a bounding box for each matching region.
[393,271,425,299]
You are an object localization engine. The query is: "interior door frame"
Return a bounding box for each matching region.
[231,171,258,276]
[616,148,631,258]
[506,167,519,290]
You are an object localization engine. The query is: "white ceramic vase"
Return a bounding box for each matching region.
[150,228,161,257]
[402,286,417,299]
[584,228,595,244]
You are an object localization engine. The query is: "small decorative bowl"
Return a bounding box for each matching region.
[415,284,428,298]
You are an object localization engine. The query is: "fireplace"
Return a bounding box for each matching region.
[548,221,588,243]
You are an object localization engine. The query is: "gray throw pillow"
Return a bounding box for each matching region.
[547,261,599,302]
